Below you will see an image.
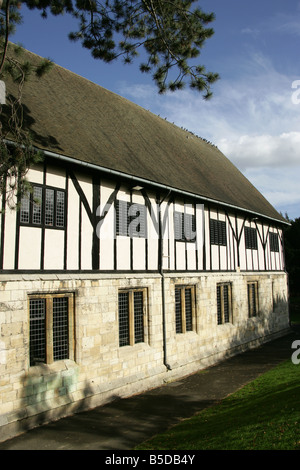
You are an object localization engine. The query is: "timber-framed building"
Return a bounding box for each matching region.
[0,47,289,441]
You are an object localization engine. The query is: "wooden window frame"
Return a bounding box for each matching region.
[29,292,75,366]
[244,226,258,250]
[174,211,196,243]
[118,288,148,347]
[115,200,147,238]
[216,283,232,325]
[269,232,279,252]
[209,218,227,246]
[175,285,196,334]
[20,184,66,230]
[247,281,259,318]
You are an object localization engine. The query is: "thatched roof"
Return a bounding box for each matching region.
[2,45,286,223]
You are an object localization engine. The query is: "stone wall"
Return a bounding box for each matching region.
[0,271,289,442]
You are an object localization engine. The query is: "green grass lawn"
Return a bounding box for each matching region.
[135,360,300,450]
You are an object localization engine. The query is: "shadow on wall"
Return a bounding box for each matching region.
[16,363,95,435]
[273,293,289,315]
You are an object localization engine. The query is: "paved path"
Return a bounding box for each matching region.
[0,328,299,450]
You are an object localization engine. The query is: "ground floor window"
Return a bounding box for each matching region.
[248,281,259,317]
[29,293,75,366]
[175,285,196,333]
[217,283,232,325]
[118,288,147,346]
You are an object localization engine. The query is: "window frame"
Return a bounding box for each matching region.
[20,183,66,230]
[269,232,279,252]
[118,288,148,347]
[216,282,232,325]
[247,281,259,318]
[175,285,196,334]
[28,292,75,366]
[244,226,258,250]
[115,200,147,238]
[174,211,196,243]
[209,218,227,246]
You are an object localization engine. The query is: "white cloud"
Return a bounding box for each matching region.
[218,132,300,170]
[244,167,300,218]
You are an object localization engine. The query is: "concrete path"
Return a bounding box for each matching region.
[0,327,299,451]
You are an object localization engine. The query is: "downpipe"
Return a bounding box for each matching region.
[161,269,172,371]
[158,192,172,371]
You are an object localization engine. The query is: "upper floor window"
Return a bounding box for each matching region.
[245,226,258,250]
[210,219,227,246]
[20,184,66,229]
[174,211,196,242]
[269,232,279,252]
[115,200,147,238]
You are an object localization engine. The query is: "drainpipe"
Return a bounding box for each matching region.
[0,81,6,105]
[158,191,172,371]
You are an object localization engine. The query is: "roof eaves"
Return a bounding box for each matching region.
[43,146,289,226]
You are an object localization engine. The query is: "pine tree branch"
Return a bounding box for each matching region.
[0,0,10,75]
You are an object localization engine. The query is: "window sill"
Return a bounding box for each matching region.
[175,330,197,337]
[119,342,150,353]
[27,359,78,376]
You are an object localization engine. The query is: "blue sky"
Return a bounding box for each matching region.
[11,0,300,220]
